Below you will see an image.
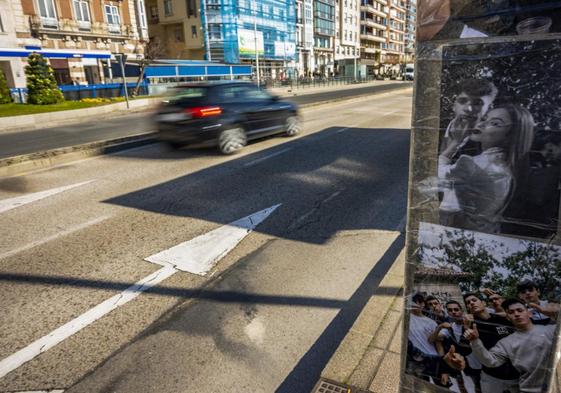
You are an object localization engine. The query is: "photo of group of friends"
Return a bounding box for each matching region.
[406,17,561,393]
[406,282,558,393]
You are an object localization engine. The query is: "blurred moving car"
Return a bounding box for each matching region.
[154,81,301,154]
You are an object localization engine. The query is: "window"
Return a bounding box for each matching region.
[191,25,197,38]
[104,5,120,31]
[149,5,158,18]
[137,0,147,28]
[174,27,184,41]
[164,0,173,16]
[38,0,58,26]
[73,0,91,23]
[208,23,221,39]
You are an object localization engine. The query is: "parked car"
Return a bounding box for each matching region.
[154,81,301,154]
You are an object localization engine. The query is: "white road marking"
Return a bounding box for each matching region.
[0,265,176,379]
[0,180,94,214]
[243,149,292,167]
[244,316,266,346]
[0,205,280,378]
[0,215,112,261]
[146,204,281,275]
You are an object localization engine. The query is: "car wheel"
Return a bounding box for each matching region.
[285,115,301,136]
[218,126,247,154]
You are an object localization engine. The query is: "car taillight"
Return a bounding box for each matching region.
[184,106,222,118]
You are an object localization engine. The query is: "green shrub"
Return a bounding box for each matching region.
[0,69,12,104]
[25,53,64,105]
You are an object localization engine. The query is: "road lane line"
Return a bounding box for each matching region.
[0,215,112,261]
[243,149,292,167]
[0,205,280,378]
[0,180,95,214]
[0,265,177,379]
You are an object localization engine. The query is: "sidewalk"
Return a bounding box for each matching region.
[312,249,405,393]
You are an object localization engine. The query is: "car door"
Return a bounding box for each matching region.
[239,86,286,137]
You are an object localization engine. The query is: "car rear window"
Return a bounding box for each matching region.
[165,87,208,105]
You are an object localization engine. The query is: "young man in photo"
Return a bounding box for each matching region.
[482,288,506,317]
[439,78,498,161]
[426,295,448,324]
[517,280,558,325]
[464,299,557,393]
[408,294,464,386]
[463,293,520,393]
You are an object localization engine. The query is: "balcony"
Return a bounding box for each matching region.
[363,18,386,30]
[360,4,386,18]
[363,46,380,53]
[108,24,121,33]
[39,16,59,29]
[360,33,386,43]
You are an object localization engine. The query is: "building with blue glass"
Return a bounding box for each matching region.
[201,0,297,79]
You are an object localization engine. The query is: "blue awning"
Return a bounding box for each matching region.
[145,63,252,78]
[0,47,111,59]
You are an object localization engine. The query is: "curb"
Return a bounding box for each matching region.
[0,133,156,178]
[0,85,412,178]
[312,248,405,393]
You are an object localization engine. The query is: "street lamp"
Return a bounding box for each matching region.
[253,0,260,87]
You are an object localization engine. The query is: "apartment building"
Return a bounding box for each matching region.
[359,0,407,75]
[0,0,148,87]
[145,0,204,59]
[334,0,360,77]
[404,0,415,64]
[295,0,313,76]
[310,0,335,76]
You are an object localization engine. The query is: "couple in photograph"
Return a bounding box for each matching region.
[437,78,535,234]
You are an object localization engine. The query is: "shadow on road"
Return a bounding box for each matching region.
[104,126,410,245]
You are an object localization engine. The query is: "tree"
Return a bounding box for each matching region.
[0,69,12,104]
[132,38,165,96]
[25,53,64,105]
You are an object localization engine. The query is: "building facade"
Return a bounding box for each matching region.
[359,0,407,76]
[311,0,334,76]
[404,0,415,65]
[334,0,359,78]
[295,0,313,76]
[145,0,204,59]
[0,0,148,88]
[199,0,297,80]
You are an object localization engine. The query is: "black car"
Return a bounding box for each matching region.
[154,81,301,154]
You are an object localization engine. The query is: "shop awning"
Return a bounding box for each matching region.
[0,48,111,59]
[145,60,252,78]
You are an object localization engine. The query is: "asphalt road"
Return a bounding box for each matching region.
[0,88,412,393]
[0,82,410,159]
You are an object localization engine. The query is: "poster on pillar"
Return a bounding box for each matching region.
[401,2,561,392]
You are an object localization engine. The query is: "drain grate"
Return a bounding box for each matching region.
[312,378,353,393]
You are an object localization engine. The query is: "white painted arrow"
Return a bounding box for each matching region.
[0,204,280,379]
[145,204,281,275]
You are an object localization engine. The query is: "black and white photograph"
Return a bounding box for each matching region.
[417,0,561,41]
[420,39,561,238]
[405,222,560,393]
